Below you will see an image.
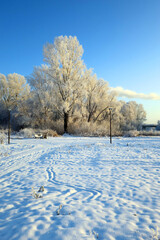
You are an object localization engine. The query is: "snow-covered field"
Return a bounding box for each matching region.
[0,136,160,240]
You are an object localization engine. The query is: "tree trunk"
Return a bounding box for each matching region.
[8,110,11,144]
[64,112,69,133]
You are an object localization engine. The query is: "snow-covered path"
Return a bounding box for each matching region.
[0,136,160,240]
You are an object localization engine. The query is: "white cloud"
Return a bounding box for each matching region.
[110,87,160,100]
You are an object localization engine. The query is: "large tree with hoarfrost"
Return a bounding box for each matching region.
[0,73,30,143]
[119,101,146,131]
[43,36,86,133]
[0,73,30,110]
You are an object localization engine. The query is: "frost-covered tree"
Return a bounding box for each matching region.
[0,73,30,143]
[27,65,56,128]
[119,101,146,131]
[0,73,30,109]
[81,70,116,123]
[43,36,86,133]
[21,35,147,136]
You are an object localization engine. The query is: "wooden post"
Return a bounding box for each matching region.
[8,109,11,144]
[109,108,112,144]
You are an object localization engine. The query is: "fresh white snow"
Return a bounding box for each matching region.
[0,136,160,240]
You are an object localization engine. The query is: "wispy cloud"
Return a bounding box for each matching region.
[110,87,160,100]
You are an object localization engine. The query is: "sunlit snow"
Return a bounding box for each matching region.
[0,136,160,240]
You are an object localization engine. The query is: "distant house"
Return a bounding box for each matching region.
[142,124,159,131]
[157,121,160,131]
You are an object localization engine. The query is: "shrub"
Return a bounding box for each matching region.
[68,121,108,136]
[17,128,60,138]
[18,128,35,138]
[124,130,139,137]
[42,129,59,137]
[0,131,7,144]
[139,130,160,136]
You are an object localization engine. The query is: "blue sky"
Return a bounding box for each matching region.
[0,0,160,123]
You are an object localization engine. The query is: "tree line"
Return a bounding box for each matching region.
[0,36,146,135]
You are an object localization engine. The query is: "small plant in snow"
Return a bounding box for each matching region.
[56,204,63,215]
[151,227,160,240]
[38,186,44,192]
[93,231,99,239]
[32,187,43,199]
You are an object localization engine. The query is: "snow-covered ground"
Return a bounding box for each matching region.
[0,136,160,240]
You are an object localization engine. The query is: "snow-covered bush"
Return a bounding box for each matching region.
[17,128,60,138]
[124,130,139,137]
[44,129,59,137]
[139,130,160,136]
[0,131,7,144]
[38,129,59,137]
[68,119,123,137]
[69,121,108,136]
[18,128,35,138]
